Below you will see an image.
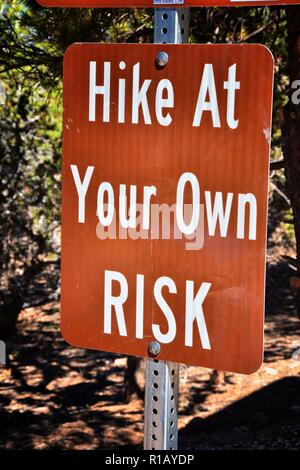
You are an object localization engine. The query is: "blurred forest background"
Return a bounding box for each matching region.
[0,0,300,450]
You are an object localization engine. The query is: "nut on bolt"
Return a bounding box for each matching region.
[149,341,161,356]
[156,51,169,67]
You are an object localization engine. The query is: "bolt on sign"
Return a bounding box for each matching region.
[61,43,273,373]
[36,0,300,7]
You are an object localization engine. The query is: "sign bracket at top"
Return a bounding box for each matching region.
[153,0,185,4]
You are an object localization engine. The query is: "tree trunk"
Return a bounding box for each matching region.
[282,6,300,315]
[123,357,144,403]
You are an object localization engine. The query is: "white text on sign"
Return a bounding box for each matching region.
[71,167,258,241]
[104,270,212,348]
[89,61,240,128]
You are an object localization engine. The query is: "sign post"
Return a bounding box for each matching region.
[144,357,180,450]
[154,7,190,44]
[143,6,190,451]
[40,0,275,452]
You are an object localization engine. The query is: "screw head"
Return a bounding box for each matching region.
[156,52,169,67]
[149,341,161,356]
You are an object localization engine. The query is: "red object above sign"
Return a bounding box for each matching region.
[61,43,273,373]
[37,0,300,8]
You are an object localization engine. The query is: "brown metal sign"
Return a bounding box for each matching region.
[61,43,273,373]
[37,0,300,8]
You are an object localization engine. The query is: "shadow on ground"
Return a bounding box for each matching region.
[0,257,299,449]
[180,377,300,449]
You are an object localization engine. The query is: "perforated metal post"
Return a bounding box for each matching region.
[144,359,179,450]
[154,7,190,44]
[143,6,190,451]
[0,340,6,365]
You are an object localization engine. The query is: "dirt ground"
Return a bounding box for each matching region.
[0,257,300,450]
